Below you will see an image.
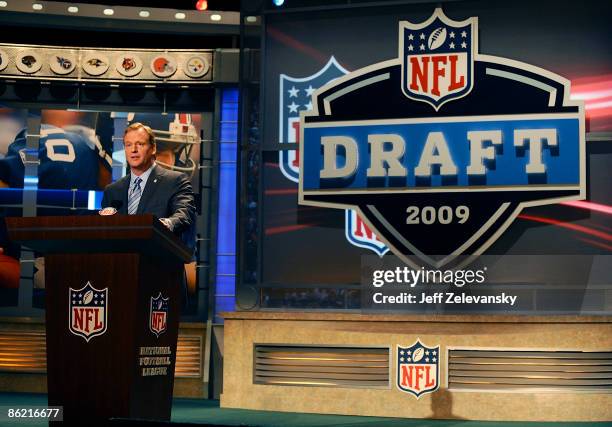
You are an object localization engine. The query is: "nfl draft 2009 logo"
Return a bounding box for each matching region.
[69,282,108,342]
[279,58,389,256]
[298,8,585,268]
[150,293,169,337]
[397,340,440,398]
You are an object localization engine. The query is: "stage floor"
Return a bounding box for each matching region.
[0,393,609,426]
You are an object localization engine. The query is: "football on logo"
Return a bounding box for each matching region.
[427,27,447,50]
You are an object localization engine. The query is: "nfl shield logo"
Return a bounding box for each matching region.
[69,282,108,342]
[400,8,476,110]
[397,340,440,398]
[345,210,389,257]
[279,56,348,183]
[150,293,169,337]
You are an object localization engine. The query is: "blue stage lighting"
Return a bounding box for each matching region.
[273,0,285,6]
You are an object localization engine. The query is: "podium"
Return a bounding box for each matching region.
[6,215,192,423]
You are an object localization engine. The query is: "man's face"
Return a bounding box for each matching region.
[124,128,156,173]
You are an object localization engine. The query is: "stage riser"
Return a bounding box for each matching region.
[221,313,612,422]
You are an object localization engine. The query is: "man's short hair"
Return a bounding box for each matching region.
[124,122,156,145]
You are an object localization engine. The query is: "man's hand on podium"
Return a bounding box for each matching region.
[159,218,173,231]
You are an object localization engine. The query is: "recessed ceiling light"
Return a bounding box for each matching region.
[68,6,78,13]
[245,16,257,23]
[103,8,114,16]
[139,10,150,18]
[210,14,221,21]
[32,3,43,10]
[0,1,8,8]
[175,12,186,20]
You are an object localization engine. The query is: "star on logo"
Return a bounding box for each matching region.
[400,350,405,355]
[449,31,455,38]
[408,34,414,41]
[461,41,467,49]
[305,85,315,97]
[449,42,455,49]
[425,357,430,362]
[419,44,425,51]
[408,45,414,51]
[420,33,425,40]
[400,357,404,362]
[288,86,299,97]
[461,30,467,38]
[288,102,299,113]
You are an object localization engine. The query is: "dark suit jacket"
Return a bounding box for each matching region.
[101,164,196,250]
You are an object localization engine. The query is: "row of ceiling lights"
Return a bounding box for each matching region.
[0,1,227,21]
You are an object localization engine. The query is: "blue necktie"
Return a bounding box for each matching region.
[127,177,142,215]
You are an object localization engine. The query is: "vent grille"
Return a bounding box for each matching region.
[0,331,47,373]
[0,331,202,378]
[254,345,389,388]
[175,335,202,378]
[448,349,612,392]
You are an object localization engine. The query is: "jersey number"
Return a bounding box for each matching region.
[45,139,76,162]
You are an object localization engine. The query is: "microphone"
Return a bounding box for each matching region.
[99,200,122,216]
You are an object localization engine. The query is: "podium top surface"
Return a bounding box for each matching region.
[6,214,192,263]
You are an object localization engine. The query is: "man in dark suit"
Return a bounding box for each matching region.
[101,122,196,247]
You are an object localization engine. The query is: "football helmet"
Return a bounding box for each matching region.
[126,113,200,175]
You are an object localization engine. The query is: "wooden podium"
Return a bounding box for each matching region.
[6,215,192,423]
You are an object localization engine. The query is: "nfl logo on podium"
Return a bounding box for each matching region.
[150,293,169,337]
[397,340,440,398]
[69,282,108,342]
[400,8,476,110]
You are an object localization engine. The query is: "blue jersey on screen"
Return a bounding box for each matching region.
[0,125,111,190]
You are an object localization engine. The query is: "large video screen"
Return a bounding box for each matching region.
[253,0,612,313]
[0,108,204,311]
